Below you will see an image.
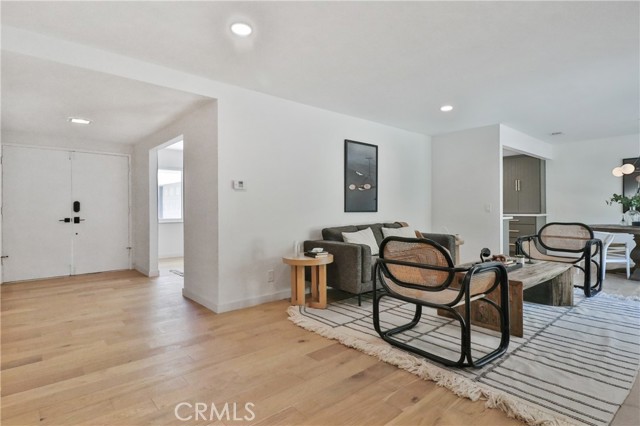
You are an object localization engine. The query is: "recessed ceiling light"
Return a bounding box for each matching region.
[231,22,252,37]
[440,105,454,112]
[68,117,92,125]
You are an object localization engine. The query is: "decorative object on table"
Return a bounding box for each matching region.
[344,140,377,212]
[304,247,329,258]
[478,247,521,271]
[606,192,640,224]
[288,290,640,426]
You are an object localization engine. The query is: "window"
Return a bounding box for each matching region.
[158,169,183,221]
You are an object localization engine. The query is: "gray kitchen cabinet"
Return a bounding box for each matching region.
[507,215,547,256]
[503,155,546,214]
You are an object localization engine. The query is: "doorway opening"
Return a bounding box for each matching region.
[150,136,184,279]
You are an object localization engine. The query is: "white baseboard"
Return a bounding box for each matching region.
[182,288,291,314]
[158,253,184,259]
[134,264,159,277]
[182,288,219,313]
[214,289,291,313]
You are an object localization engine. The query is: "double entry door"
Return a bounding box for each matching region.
[2,146,131,282]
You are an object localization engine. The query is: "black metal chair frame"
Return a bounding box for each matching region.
[515,222,603,297]
[372,237,510,368]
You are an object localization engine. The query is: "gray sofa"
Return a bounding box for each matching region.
[303,222,457,303]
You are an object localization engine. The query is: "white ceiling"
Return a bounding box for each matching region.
[1,52,210,145]
[2,1,638,144]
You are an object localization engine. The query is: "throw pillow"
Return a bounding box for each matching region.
[342,227,379,256]
[381,226,418,239]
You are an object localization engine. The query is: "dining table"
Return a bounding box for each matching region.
[590,224,640,280]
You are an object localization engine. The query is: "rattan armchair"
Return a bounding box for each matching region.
[516,222,603,297]
[373,237,509,368]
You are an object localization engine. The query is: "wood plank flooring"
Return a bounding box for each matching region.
[1,268,635,425]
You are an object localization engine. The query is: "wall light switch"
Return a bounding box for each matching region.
[232,180,246,190]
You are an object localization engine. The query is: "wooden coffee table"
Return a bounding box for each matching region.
[441,260,573,337]
[282,254,334,309]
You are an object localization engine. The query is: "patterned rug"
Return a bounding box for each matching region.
[287,291,640,426]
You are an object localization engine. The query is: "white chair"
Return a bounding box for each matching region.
[594,231,631,280]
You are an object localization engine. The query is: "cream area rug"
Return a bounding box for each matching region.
[287,290,640,426]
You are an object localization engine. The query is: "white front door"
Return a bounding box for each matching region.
[71,152,130,275]
[2,146,73,281]
[2,146,130,282]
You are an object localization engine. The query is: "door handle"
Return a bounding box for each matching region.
[73,217,86,224]
[59,218,71,223]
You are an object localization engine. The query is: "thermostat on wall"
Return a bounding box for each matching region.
[232,180,246,190]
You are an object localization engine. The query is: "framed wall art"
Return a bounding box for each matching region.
[622,157,640,212]
[344,140,378,212]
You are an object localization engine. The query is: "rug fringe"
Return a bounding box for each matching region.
[287,306,576,426]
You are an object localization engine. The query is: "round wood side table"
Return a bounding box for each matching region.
[282,254,334,309]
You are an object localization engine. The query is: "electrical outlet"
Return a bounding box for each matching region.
[267,270,275,282]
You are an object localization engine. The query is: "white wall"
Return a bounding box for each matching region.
[432,125,502,263]
[132,101,219,313]
[217,91,430,311]
[547,133,640,224]
[1,129,133,155]
[500,125,554,160]
[157,148,184,259]
[158,223,184,258]
[19,21,436,313]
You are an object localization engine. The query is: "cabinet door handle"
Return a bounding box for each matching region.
[515,180,518,192]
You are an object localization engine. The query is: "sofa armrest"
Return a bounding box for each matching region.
[418,232,457,264]
[303,240,372,293]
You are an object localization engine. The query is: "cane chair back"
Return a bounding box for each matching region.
[516,222,603,296]
[381,238,453,289]
[538,223,597,255]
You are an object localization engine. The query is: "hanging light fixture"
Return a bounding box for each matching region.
[613,161,639,176]
[612,148,640,176]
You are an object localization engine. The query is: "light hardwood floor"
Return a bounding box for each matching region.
[1,266,638,426]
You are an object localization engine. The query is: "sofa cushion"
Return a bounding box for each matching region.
[342,227,379,256]
[382,226,418,239]
[322,225,358,242]
[356,223,383,246]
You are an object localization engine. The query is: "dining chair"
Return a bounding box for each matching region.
[593,231,631,280]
